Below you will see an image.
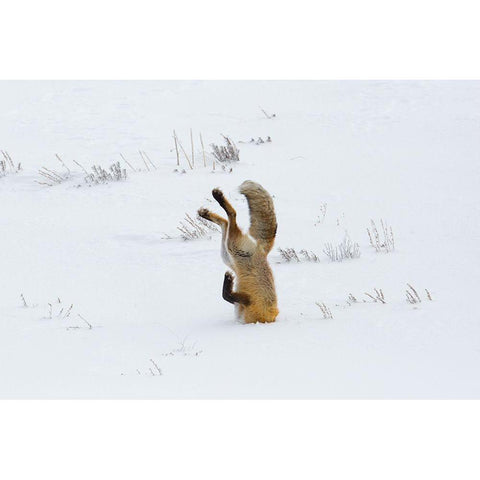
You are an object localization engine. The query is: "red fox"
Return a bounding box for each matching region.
[198,180,279,324]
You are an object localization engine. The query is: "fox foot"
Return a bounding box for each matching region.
[212,188,226,205]
[197,207,212,220]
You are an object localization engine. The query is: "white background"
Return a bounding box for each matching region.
[1,0,480,479]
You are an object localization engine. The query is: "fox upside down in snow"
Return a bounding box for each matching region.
[198,180,279,324]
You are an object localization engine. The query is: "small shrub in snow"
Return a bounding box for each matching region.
[210,135,240,163]
[299,249,320,262]
[364,288,386,304]
[316,302,333,319]
[323,233,360,262]
[367,219,395,253]
[1,150,21,177]
[279,247,300,262]
[85,162,127,185]
[177,213,219,240]
[278,247,320,263]
[161,338,203,357]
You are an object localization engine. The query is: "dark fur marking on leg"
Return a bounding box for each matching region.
[233,248,252,258]
[222,271,251,306]
[212,188,225,205]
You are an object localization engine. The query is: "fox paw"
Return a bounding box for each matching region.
[224,271,234,283]
[212,188,225,203]
[197,207,211,219]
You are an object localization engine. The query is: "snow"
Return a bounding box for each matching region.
[1,80,479,398]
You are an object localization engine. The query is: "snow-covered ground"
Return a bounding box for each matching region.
[1,80,479,398]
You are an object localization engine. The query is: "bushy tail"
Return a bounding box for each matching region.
[239,180,277,253]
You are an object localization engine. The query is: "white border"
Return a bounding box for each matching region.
[2,0,480,78]
[1,401,479,479]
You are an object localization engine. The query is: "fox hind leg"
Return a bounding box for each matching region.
[212,188,236,218]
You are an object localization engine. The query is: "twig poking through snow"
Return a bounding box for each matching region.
[200,133,206,167]
[150,359,162,375]
[78,314,92,329]
[20,293,28,307]
[259,106,276,119]
[119,153,137,172]
[73,159,88,175]
[173,130,180,167]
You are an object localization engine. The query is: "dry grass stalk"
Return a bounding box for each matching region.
[140,150,156,170]
[119,153,136,172]
[78,314,92,329]
[190,129,194,167]
[56,154,71,176]
[173,130,180,166]
[176,135,193,170]
[38,166,69,186]
[406,283,423,304]
[150,359,162,375]
[1,150,21,176]
[367,219,395,253]
[364,288,386,304]
[61,304,74,320]
[177,213,220,240]
[20,293,28,307]
[316,302,333,319]
[200,133,206,167]
[73,159,89,175]
[138,150,150,171]
[37,154,72,186]
[259,106,276,119]
[425,289,432,301]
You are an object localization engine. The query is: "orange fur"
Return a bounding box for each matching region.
[198,180,278,324]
